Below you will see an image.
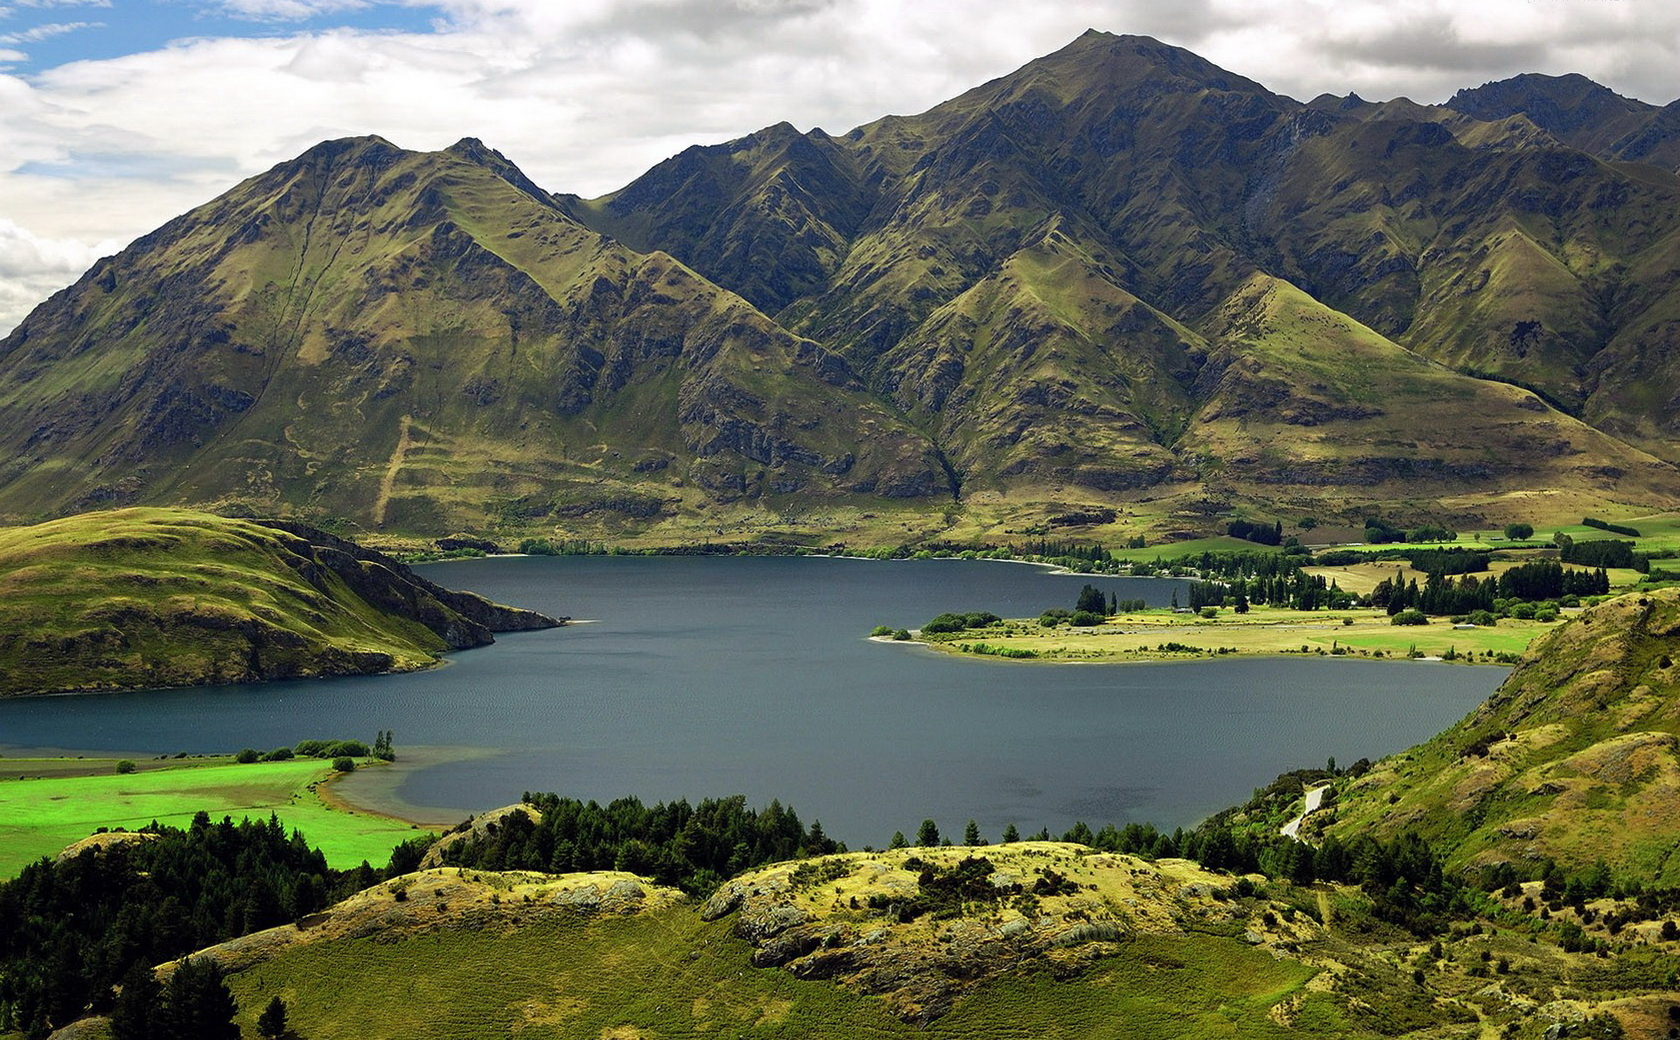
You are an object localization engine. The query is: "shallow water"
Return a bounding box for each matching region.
[0,556,1503,845]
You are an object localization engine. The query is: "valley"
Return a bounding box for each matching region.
[3,23,1680,1040]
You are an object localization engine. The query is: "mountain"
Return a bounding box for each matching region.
[1320,588,1680,883]
[0,137,946,534]
[0,507,558,696]
[5,32,1680,540]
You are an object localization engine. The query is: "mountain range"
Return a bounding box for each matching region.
[3,30,1679,541]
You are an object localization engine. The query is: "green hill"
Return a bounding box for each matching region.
[1309,588,1680,883]
[0,507,557,696]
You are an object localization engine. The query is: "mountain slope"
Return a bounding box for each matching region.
[562,30,1680,527]
[0,508,558,696]
[4,33,1680,537]
[0,137,946,531]
[1322,588,1680,883]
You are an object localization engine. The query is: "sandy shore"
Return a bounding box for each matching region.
[318,744,500,829]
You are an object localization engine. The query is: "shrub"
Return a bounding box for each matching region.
[263,746,295,761]
[235,748,261,764]
[332,756,355,772]
[1069,610,1103,626]
[891,629,911,641]
[1503,523,1534,541]
[115,759,137,774]
[870,625,893,637]
[1391,609,1428,626]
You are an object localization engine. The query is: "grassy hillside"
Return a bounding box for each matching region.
[1314,587,1680,883]
[206,851,1347,1040]
[190,839,1680,1039]
[0,507,555,696]
[5,34,1680,541]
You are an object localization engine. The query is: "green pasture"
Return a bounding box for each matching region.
[0,756,426,876]
[229,908,1337,1040]
[917,607,1555,665]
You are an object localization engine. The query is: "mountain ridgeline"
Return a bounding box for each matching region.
[4,30,1680,537]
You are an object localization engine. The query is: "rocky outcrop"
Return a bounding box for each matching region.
[254,520,560,644]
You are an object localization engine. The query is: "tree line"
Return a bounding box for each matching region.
[438,793,838,895]
[0,812,421,1037]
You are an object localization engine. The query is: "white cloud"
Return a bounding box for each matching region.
[0,20,100,43]
[0,217,118,335]
[212,0,370,22]
[1,0,1677,334]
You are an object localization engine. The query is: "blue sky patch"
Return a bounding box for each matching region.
[0,0,447,75]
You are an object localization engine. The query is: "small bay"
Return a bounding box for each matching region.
[0,556,1502,845]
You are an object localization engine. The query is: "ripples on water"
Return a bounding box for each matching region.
[0,556,1504,845]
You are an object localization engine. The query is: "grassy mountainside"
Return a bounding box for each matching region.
[0,507,556,696]
[5,32,1680,539]
[1318,588,1680,883]
[565,31,1680,530]
[0,137,946,532]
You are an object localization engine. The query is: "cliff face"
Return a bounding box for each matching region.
[0,509,561,697]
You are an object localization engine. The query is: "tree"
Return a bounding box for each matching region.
[1075,584,1107,615]
[915,819,940,847]
[331,756,355,772]
[109,963,160,1040]
[889,831,908,849]
[963,819,982,846]
[257,995,288,1039]
[156,958,239,1040]
[1503,523,1534,541]
[116,759,137,774]
[1001,822,1020,843]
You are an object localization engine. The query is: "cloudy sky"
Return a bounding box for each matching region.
[1,0,1675,334]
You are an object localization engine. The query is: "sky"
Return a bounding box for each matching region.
[1,0,1676,334]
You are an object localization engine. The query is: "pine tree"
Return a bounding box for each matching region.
[963,819,982,846]
[1002,822,1021,843]
[257,995,288,1039]
[915,819,940,847]
[156,958,239,1040]
[109,963,160,1040]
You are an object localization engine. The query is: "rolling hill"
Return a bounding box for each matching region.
[0,507,557,696]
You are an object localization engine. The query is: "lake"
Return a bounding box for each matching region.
[0,556,1503,845]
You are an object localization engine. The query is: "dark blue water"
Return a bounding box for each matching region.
[0,556,1503,844]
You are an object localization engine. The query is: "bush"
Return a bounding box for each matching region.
[1199,606,1218,619]
[235,748,261,764]
[891,629,911,641]
[115,759,137,774]
[870,625,893,637]
[263,746,295,761]
[332,756,355,772]
[1391,609,1429,626]
[1069,610,1104,626]
[1503,523,1534,541]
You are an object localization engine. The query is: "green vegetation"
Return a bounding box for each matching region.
[436,793,836,896]
[0,508,555,697]
[0,755,425,877]
[5,31,1680,544]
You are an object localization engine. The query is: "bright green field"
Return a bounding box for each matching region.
[0,756,427,876]
[228,907,1348,1040]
